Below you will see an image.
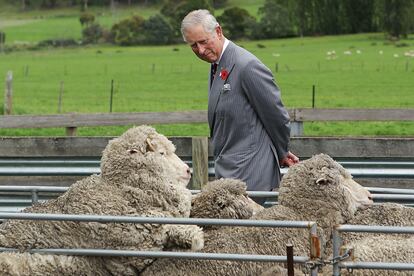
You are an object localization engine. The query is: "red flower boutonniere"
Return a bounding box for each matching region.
[219,69,229,80]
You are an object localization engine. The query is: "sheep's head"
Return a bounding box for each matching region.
[278,154,373,223]
[100,126,191,188]
[190,178,264,222]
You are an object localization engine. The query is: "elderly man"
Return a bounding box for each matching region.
[181,10,299,202]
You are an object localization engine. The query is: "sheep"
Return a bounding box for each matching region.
[141,153,374,275]
[189,178,292,275]
[0,125,204,275]
[331,203,414,275]
[343,202,414,242]
[190,178,264,222]
[0,252,109,276]
[339,235,414,276]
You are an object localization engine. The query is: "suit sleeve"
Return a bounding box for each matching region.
[240,58,291,161]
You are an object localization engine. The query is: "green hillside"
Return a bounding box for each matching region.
[0,1,413,137]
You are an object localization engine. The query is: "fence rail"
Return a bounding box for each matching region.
[1,136,414,189]
[0,212,319,275]
[0,108,413,136]
[332,225,414,275]
[1,186,414,214]
[0,212,412,275]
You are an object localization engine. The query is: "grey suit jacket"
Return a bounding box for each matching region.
[208,41,291,191]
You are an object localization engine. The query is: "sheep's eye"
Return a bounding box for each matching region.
[159,151,165,156]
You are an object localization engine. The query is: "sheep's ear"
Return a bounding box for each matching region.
[146,138,156,152]
[316,177,329,185]
[127,148,139,154]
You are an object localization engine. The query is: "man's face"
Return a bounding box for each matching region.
[184,24,224,63]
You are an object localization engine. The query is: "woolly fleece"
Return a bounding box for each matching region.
[0,125,203,275]
[142,154,373,275]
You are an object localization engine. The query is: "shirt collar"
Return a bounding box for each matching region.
[213,38,229,65]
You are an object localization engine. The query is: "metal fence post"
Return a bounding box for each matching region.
[332,227,341,276]
[31,190,39,204]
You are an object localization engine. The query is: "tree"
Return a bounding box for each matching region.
[212,0,228,8]
[81,0,88,11]
[110,15,145,45]
[41,0,58,8]
[79,12,95,27]
[382,0,414,38]
[217,7,256,40]
[314,0,344,35]
[290,0,313,36]
[0,31,5,44]
[82,23,104,44]
[161,0,213,38]
[142,14,173,44]
[256,0,295,39]
[342,0,376,33]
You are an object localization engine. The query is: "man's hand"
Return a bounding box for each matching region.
[280,151,299,167]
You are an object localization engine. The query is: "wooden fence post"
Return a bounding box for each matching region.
[66,127,77,136]
[4,71,13,115]
[58,81,64,113]
[191,136,209,190]
[290,121,303,137]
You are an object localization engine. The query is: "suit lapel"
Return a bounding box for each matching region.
[208,42,236,131]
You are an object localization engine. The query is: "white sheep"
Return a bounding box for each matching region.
[190,178,264,222]
[0,125,204,275]
[0,252,108,276]
[344,202,414,241]
[142,153,373,275]
[340,235,414,276]
[332,203,414,275]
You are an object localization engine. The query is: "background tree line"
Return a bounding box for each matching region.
[223,0,414,40]
[7,0,414,46]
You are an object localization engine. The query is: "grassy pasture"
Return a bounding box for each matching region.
[0,2,413,137]
[0,0,263,45]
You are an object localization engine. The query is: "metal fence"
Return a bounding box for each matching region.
[332,225,414,275]
[0,212,320,276]
[0,192,413,274]
[1,186,414,213]
[2,157,414,179]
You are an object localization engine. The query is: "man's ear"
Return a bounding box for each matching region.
[215,25,223,39]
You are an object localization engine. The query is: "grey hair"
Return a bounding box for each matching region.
[181,9,219,42]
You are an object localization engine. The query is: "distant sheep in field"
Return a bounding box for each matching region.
[142,154,374,275]
[0,125,204,275]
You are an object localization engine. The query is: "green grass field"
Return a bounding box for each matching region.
[0,0,263,44]
[0,2,413,137]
